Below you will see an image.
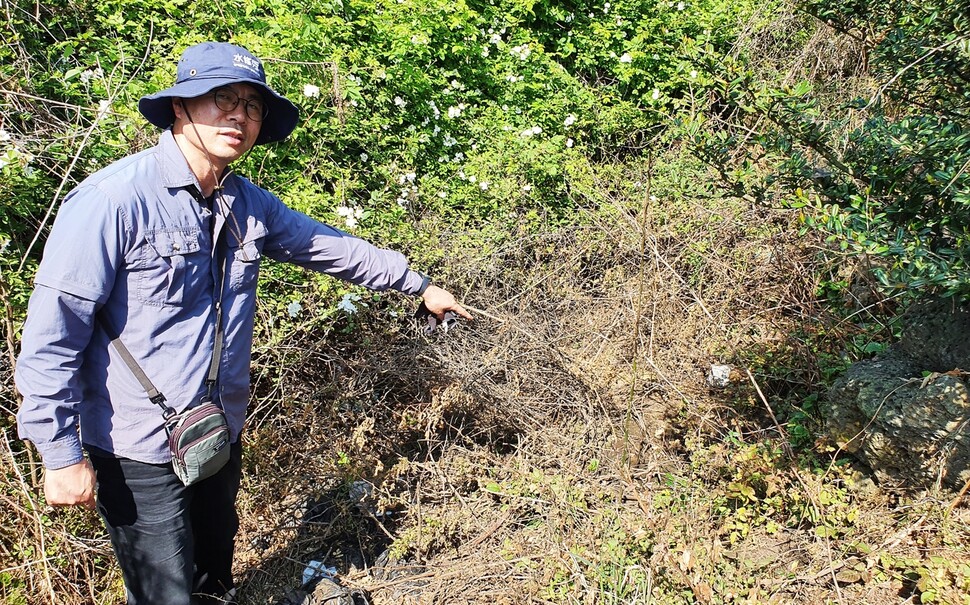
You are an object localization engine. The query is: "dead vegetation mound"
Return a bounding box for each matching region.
[4,160,970,604]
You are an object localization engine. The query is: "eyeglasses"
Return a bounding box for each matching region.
[212,87,268,122]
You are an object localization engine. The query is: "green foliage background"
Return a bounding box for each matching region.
[3,0,970,602]
[0,0,754,291]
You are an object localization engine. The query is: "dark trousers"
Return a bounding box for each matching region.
[89,441,243,605]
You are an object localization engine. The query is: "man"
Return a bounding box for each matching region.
[14,41,470,604]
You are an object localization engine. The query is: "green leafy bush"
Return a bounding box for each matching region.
[693,0,970,297]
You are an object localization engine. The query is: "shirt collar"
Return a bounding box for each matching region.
[157,129,201,190]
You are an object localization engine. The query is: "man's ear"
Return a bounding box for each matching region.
[172,98,184,120]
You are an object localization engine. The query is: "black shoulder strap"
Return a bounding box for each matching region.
[102,327,176,419]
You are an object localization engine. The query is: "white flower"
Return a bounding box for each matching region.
[479,181,489,191]
[443,134,457,147]
[564,114,576,127]
[303,84,321,98]
[438,191,447,198]
[360,152,369,162]
[690,69,698,78]
[651,88,661,100]
[566,138,574,148]
[394,96,407,108]
[519,128,534,138]
[619,53,633,64]
[522,184,532,192]
[447,105,462,119]
[510,45,531,60]
[97,100,111,119]
[489,33,502,45]
[337,293,362,314]
[532,125,542,135]
[450,79,461,89]
[287,301,303,318]
[677,1,685,9]
[349,99,359,107]
[468,175,477,184]
[336,205,364,228]
[0,129,10,142]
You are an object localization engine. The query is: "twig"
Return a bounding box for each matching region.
[864,34,970,109]
[459,509,512,554]
[18,25,155,272]
[946,477,970,518]
[0,274,20,381]
[744,368,846,604]
[3,430,55,604]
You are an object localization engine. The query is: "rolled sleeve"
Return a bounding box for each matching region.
[34,186,128,303]
[15,286,99,469]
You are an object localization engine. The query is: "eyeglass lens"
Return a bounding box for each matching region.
[213,88,267,121]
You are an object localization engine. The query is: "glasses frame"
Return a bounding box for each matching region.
[211,87,268,122]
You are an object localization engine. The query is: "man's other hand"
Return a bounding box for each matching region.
[44,459,97,510]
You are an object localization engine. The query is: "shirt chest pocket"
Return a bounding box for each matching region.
[139,229,205,306]
[225,226,266,292]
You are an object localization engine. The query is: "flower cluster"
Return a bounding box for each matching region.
[337,293,362,314]
[510,44,531,61]
[336,205,364,228]
[0,129,32,172]
[396,172,419,207]
[79,67,104,85]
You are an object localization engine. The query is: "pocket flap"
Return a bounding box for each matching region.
[148,230,202,257]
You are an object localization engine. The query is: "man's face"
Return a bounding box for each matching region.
[173,83,264,166]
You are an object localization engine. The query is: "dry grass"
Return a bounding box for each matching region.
[221,160,967,604]
[4,160,970,604]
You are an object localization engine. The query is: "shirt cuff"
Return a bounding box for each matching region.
[396,269,430,296]
[32,433,86,470]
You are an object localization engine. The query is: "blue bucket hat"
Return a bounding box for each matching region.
[139,42,299,145]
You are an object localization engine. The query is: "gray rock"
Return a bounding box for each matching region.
[897,298,970,372]
[825,299,970,491]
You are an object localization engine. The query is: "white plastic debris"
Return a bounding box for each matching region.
[707,364,735,388]
[302,560,338,585]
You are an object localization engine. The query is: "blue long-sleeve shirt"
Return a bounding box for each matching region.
[15,130,426,468]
